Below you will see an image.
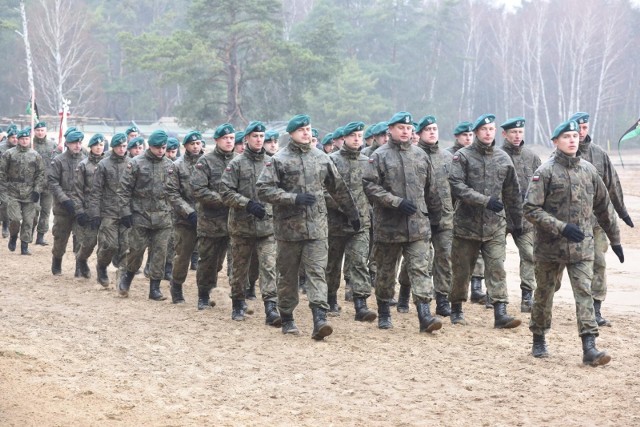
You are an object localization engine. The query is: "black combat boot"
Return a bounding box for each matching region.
[163,262,173,281]
[470,276,486,304]
[2,222,8,238]
[264,301,282,327]
[77,258,91,278]
[35,232,48,246]
[435,292,451,317]
[532,334,549,358]
[396,284,411,313]
[170,281,185,304]
[311,307,333,340]
[521,288,533,313]
[246,281,257,300]
[581,334,611,366]
[96,264,109,287]
[20,241,32,255]
[344,278,353,302]
[8,234,17,252]
[377,299,393,329]
[416,301,443,333]
[118,271,135,297]
[327,294,341,317]
[493,302,522,329]
[231,299,245,321]
[190,251,199,270]
[280,312,300,335]
[149,279,167,301]
[143,260,151,278]
[197,289,214,310]
[593,300,611,327]
[353,297,377,322]
[51,256,62,275]
[298,274,307,294]
[450,302,466,325]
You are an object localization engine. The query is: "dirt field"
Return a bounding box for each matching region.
[2,150,640,426]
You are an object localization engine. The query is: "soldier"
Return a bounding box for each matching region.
[524,119,623,366]
[263,130,279,156]
[257,114,360,340]
[448,114,523,329]
[127,136,144,158]
[88,133,130,287]
[0,125,18,238]
[125,125,139,142]
[570,112,633,327]
[363,125,374,149]
[166,131,204,303]
[326,121,377,322]
[72,133,106,279]
[311,128,319,146]
[320,133,334,154]
[221,121,281,325]
[32,121,58,246]
[361,122,388,157]
[446,121,474,154]
[166,137,180,161]
[498,118,541,312]
[363,111,443,333]
[233,131,245,154]
[161,136,181,281]
[0,127,45,255]
[331,126,345,153]
[190,123,236,310]
[49,130,87,275]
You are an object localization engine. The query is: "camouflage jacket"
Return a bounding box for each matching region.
[578,135,628,219]
[418,141,454,231]
[190,146,235,238]
[118,149,173,229]
[0,145,45,203]
[0,141,16,156]
[361,140,382,158]
[256,139,359,242]
[448,139,522,241]
[221,147,274,238]
[524,150,620,263]
[327,146,370,236]
[33,136,58,180]
[500,140,541,233]
[72,152,104,215]
[48,149,86,215]
[166,150,203,227]
[363,138,442,243]
[88,151,130,219]
[445,141,465,155]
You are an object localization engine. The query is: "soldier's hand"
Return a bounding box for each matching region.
[246,200,266,219]
[622,215,634,228]
[398,199,417,215]
[76,213,89,227]
[611,245,624,263]
[90,217,102,230]
[561,223,584,243]
[486,196,504,212]
[187,211,198,227]
[512,227,523,238]
[62,199,76,216]
[31,192,40,203]
[350,219,361,232]
[120,215,133,229]
[295,193,316,206]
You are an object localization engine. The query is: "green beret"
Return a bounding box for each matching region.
[416,115,437,133]
[127,136,144,149]
[65,130,84,143]
[569,112,589,124]
[34,121,46,129]
[286,114,310,133]
[472,114,496,131]
[244,121,266,135]
[183,131,202,145]
[551,119,579,140]
[64,127,78,138]
[125,125,139,135]
[500,117,525,130]
[372,122,388,136]
[148,130,168,147]
[453,121,473,135]
[167,137,180,150]
[235,131,245,144]
[342,121,365,136]
[6,126,17,137]
[387,111,413,126]
[88,133,106,147]
[265,130,279,142]
[17,127,31,138]
[364,126,374,140]
[214,123,235,139]
[111,133,127,147]
[311,128,319,138]
[321,133,334,146]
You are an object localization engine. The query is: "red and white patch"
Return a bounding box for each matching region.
[225,167,231,172]
[265,162,272,167]
[368,158,374,163]
[532,175,540,181]
[196,163,203,169]
[452,155,459,161]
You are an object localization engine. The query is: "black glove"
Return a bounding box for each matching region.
[246,200,266,219]
[622,215,634,228]
[486,196,504,212]
[512,227,523,238]
[187,211,198,227]
[611,245,624,263]
[430,223,440,234]
[76,213,89,227]
[398,199,417,215]
[120,215,133,229]
[62,199,76,215]
[31,192,40,203]
[295,193,316,206]
[90,217,102,231]
[351,219,361,232]
[561,223,584,243]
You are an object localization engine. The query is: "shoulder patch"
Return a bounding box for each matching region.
[168,167,173,174]
[532,175,540,181]
[368,158,374,163]
[127,163,132,169]
[265,161,272,167]
[196,163,203,169]
[452,155,459,161]
[225,166,231,172]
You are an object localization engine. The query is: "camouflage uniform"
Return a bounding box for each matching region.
[32,136,58,236]
[361,141,382,280]
[73,152,104,262]
[524,150,620,336]
[0,140,17,230]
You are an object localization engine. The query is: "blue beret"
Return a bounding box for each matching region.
[244,121,266,135]
[235,131,245,144]
[88,133,106,147]
[214,123,235,139]
[500,117,525,130]
[34,121,46,129]
[265,130,279,142]
[6,126,17,137]
[183,131,202,145]
[125,125,139,135]
[569,112,589,124]
[127,136,144,149]
[551,120,579,140]
[387,111,413,126]
[286,114,311,133]
[148,130,168,147]
[111,133,127,147]
[472,114,496,131]
[343,121,365,136]
[65,130,84,143]
[64,127,78,138]
[416,115,437,133]
[372,122,388,136]
[321,133,334,146]
[453,121,473,135]
[166,137,180,150]
[311,128,319,138]
[364,126,374,139]
[332,127,345,139]
[17,127,31,138]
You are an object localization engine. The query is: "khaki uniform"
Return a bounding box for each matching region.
[73,152,104,261]
[32,136,58,235]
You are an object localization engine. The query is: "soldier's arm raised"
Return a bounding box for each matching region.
[256,159,296,206]
[448,153,490,207]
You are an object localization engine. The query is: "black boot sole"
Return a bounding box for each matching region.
[420,318,443,333]
[584,353,611,366]
[355,311,377,322]
[495,318,522,329]
[312,323,333,340]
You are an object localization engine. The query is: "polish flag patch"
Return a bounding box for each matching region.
[452,155,459,161]
[532,175,540,181]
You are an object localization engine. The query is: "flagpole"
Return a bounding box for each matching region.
[18,0,36,149]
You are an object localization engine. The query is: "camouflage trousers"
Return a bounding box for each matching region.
[6,198,37,243]
[374,239,434,303]
[529,260,598,337]
[1,202,8,224]
[51,211,81,258]
[166,228,176,266]
[472,255,484,278]
[450,234,509,304]
[34,190,52,234]
[96,217,129,269]
[171,224,198,285]
[197,236,229,293]
[430,229,452,296]
[327,232,371,299]
[508,230,536,291]
[367,226,377,276]
[276,239,329,314]
[229,234,277,302]
[76,224,99,261]
[591,225,608,301]
[126,225,172,281]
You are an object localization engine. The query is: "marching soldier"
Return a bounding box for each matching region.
[32,121,58,246]
[127,136,144,158]
[0,125,18,238]
[263,130,279,156]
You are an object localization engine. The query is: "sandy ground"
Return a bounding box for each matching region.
[1,151,640,426]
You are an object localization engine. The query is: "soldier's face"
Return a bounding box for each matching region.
[127,132,139,141]
[264,140,278,155]
[7,135,17,146]
[34,128,47,139]
[246,131,265,152]
[234,143,245,154]
[290,125,312,144]
[554,131,579,156]
[66,140,83,154]
[344,131,363,150]
[166,149,178,160]
[323,143,334,153]
[389,123,412,143]
[17,136,30,147]
[411,132,419,145]
[90,142,105,156]
[216,134,235,152]
[113,143,127,157]
[185,140,202,155]
[129,145,143,157]
[333,138,344,148]
[578,123,589,142]
[455,132,473,146]
[365,137,373,147]
[311,136,318,145]
[374,133,389,146]
[475,124,496,145]
[149,145,166,158]
[503,128,524,147]
[420,124,439,145]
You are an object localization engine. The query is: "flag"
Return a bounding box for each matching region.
[25,97,40,121]
[617,117,640,168]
